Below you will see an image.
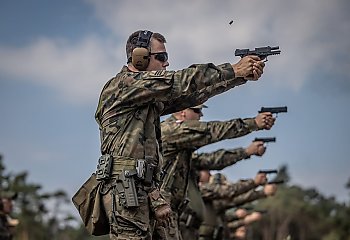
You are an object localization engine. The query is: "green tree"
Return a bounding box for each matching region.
[248,166,349,240]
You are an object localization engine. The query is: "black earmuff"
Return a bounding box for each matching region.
[132,30,153,71]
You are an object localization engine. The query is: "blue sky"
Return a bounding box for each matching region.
[1,0,349,219]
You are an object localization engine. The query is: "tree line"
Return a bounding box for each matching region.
[1,154,349,240]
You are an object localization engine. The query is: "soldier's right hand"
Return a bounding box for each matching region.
[155,203,172,221]
[255,112,275,130]
[254,173,267,185]
[245,141,266,157]
[263,184,277,196]
[232,55,265,81]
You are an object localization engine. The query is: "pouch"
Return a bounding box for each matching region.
[72,173,109,235]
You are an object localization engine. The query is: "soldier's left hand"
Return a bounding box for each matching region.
[155,203,172,221]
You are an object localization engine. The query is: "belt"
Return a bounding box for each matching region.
[111,156,139,176]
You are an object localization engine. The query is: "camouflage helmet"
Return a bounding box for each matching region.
[210,173,227,184]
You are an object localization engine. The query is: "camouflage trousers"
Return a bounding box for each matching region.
[102,184,155,240]
[153,211,183,240]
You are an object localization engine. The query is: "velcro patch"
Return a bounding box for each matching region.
[143,70,174,79]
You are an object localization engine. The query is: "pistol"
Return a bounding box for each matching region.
[259,106,287,114]
[254,137,276,143]
[242,207,268,214]
[235,46,281,61]
[255,210,268,214]
[258,169,278,174]
[268,179,285,184]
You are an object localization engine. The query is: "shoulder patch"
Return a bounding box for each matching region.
[155,70,165,76]
[143,70,173,79]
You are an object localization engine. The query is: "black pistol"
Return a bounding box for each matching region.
[235,46,281,61]
[254,137,276,143]
[258,169,278,174]
[259,106,287,114]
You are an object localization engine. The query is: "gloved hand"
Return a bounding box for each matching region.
[155,203,172,221]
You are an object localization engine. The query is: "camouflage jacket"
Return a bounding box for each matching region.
[198,177,257,239]
[213,189,266,214]
[95,63,246,209]
[0,213,11,240]
[200,177,257,201]
[160,114,258,208]
[226,218,245,231]
[192,147,250,170]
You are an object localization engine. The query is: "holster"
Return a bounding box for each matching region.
[97,155,157,208]
[179,209,201,229]
[213,225,223,240]
[114,169,139,208]
[178,198,190,214]
[199,224,223,240]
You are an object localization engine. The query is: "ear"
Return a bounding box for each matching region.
[180,110,186,118]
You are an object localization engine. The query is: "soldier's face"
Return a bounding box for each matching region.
[184,108,203,120]
[2,198,13,214]
[147,39,169,71]
[199,170,211,183]
[235,226,247,238]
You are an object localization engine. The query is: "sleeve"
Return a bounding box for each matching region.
[200,179,256,201]
[225,212,240,222]
[122,63,244,108]
[165,118,258,151]
[213,190,267,213]
[161,63,247,115]
[192,147,249,170]
[226,219,245,231]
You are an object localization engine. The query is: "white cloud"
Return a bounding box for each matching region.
[0,36,122,105]
[87,0,350,90]
[0,0,349,105]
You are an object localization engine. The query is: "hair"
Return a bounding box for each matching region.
[126,30,166,63]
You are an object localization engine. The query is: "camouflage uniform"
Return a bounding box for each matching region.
[225,211,246,231]
[224,211,253,240]
[215,189,267,240]
[0,213,12,240]
[197,174,257,240]
[158,115,259,239]
[212,188,267,213]
[95,63,248,239]
[0,198,12,240]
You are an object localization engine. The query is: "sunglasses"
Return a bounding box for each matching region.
[150,52,168,63]
[190,108,202,114]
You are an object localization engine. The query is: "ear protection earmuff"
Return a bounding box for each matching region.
[131,30,153,71]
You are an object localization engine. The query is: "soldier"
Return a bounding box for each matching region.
[212,183,277,213]
[0,191,18,240]
[157,104,275,239]
[207,176,277,240]
[94,29,265,239]
[197,171,268,240]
